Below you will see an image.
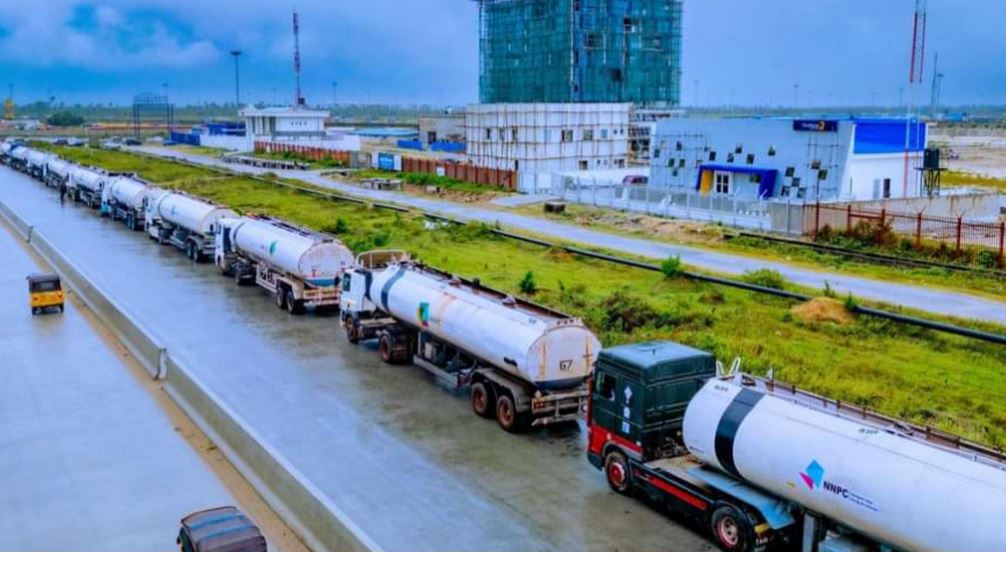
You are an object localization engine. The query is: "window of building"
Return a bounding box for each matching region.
[583,129,594,141]
[746,154,755,165]
[709,151,717,162]
[675,141,683,151]
[579,160,588,170]
[615,159,625,167]
[792,177,802,188]
[499,128,506,142]
[785,166,796,178]
[544,129,552,143]
[797,187,808,199]
[600,128,609,140]
[818,169,829,181]
[726,153,735,163]
[562,129,574,143]
[679,158,686,168]
[714,172,731,195]
[735,144,744,154]
[768,145,777,156]
[883,178,892,199]
[672,169,679,177]
[750,173,762,184]
[512,127,519,142]
[485,128,492,141]
[811,159,821,170]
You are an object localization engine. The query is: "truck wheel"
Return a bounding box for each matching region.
[470,382,496,419]
[31,307,39,315]
[710,505,755,552]
[495,392,530,433]
[346,324,361,344]
[286,291,304,315]
[604,450,633,494]
[275,286,287,309]
[378,333,395,363]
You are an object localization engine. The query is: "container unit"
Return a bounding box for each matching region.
[102,176,161,231]
[215,216,355,315]
[341,253,601,432]
[67,166,109,209]
[44,158,76,189]
[145,191,237,262]
[587,343,1006,552]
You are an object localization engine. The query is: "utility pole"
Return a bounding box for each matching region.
[230,50,243,107]
[903,0,927,197]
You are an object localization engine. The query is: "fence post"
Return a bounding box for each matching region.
[999,222,1005,268]
[814,201,821,236]
[846,205,852,234]
[955,216,963,257]
[879,208,886,229]
[915,212,923,248]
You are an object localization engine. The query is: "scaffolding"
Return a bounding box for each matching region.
[477,0,683,105]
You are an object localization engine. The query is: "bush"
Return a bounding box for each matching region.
[47,111,85,127]
[660,255,684,278]
[518,271,537,295]
[844,292,860,311]
[823,280,836,299]
[325,217,349,235]
[742,269,787,290]
[594,291,667,332]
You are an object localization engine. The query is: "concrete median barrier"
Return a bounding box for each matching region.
[0,197,378,552]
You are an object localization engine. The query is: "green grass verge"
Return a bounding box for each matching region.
[945,169,1006,192]
[351,169,505,194]
[45,144,1006,447]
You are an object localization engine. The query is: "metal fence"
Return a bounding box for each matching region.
[551,178,776,230]
[401,156,516,191]
[807,202,1006,266]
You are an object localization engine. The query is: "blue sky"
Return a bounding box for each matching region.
[0,1,1002,107]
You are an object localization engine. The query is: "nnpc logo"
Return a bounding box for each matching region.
[800,460,825,490]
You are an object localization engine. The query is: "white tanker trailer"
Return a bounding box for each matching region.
[25,149,52,180]
[67,166,110,209]
[102,175,160,231]
[44,157,76,189]
[214,216,355,315]
[0,141,14,164]
[9,145,29,171]
[145,191,236,262]
[341,252,601,432]
[587,343,1006,552]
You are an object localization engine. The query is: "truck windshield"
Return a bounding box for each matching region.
[32,281,60,292]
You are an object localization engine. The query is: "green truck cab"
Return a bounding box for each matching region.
[587,341,715,470]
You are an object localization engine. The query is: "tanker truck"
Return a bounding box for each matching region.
[67,166,109,209]
[214,215,355,315]
[587,342,1006,552]
[44,157,77,190]
[102,175,161,231]
[340,252,601,432]
[0,141,12,164]
[25,149,52,180]
[9,145,29,172]
[145,191,236,262]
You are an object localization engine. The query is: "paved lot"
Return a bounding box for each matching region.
[0,166,712,550]
[0,213,234,551]
[133,146,1006,326]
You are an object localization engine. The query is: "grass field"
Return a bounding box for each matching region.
[45,145,1006,447]
[945,169,1006,192]
[512,201,1006,300]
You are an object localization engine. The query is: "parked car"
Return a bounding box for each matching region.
[622,175,649,185]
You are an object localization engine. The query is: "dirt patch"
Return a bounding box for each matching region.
[400,182,502,204]
[564,208,726,245]
[792,298,855,326]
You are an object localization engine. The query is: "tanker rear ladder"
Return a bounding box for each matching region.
[743,371,1006,471]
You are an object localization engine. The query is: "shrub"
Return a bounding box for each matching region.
[844,292,860,311]
[742,269,787,290]
[823,280,836,299]
[518,271,537,295]
[595,291,667,332]
[325,217,349,235]
[660,255,684,278]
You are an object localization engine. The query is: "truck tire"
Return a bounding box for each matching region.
[378,333,395,363]
[710,504,756,552]
[275,285,287,310]
[346,324,361,344]
[495,392,530,433]
[286,291,304,315]
[470,382,496,419]
[604,450,633,495]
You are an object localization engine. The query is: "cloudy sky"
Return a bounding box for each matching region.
[0,1,1002,107]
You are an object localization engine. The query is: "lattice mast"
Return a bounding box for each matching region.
[293,10,304,107]
[903,0,927,196]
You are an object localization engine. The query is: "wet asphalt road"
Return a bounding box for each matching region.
[133,146,1006,326]
[0,204,234,550]
[0,167,712,550]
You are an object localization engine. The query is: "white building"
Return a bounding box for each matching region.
[649,117,928,202]
[465,103,631,193]
[239,106,361,152]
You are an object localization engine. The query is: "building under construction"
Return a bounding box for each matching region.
[477,0,683,106]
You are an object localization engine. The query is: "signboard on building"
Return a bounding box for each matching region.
[377,153,397,171]
[793,119,839,133]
